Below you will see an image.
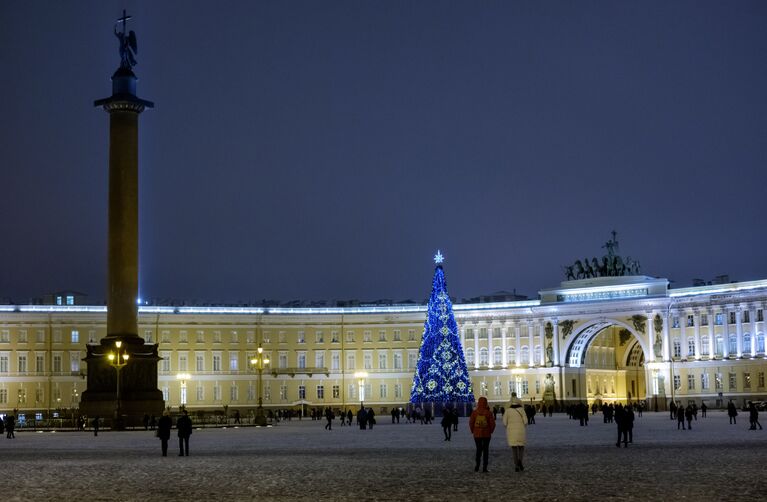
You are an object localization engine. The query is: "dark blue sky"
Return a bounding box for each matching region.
[2,1,766,304]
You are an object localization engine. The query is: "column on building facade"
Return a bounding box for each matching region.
[708,308,716,359]
[538,321,546,366]
[662,312,671,361]
[552,319,560,366]
[501,323,508,368]
[678,310,687,360]
[528,321,535,366]
[473,323,480,369]
[750,306,758,357]
[722,308,730,359]
[693,310,701,360]
[487,323,494,369]
[515,323,522,366]
[735,307,743,358]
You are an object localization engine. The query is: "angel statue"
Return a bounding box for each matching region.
[115,11,138,69]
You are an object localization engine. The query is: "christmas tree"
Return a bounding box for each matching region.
[410,251,474,405]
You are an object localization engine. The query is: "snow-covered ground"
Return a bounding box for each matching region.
[1,410,764,501]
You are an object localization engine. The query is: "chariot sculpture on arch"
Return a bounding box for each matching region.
[563,231,642,280]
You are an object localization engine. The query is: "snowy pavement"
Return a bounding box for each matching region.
[1,410,765,501]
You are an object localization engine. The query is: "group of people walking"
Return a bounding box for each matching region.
[155,409,193,457]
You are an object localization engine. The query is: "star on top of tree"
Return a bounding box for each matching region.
[433,250,444,264]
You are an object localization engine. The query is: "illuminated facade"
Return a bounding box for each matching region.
[1,275,766,417]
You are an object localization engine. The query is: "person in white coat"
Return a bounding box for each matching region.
[502,393,528,472]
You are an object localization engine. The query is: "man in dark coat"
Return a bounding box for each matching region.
[157,411,173,457]
[176,409,193,456]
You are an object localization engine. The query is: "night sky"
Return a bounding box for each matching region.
[2,1,766,305]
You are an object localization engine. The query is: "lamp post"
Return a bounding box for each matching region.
[250,345,270,426]
[107,340,129,429]
[354,371,368,409]
[176,373,190,410]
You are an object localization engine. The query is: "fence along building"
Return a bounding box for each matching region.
[1,274,766,419]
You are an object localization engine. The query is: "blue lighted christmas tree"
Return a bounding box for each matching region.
[410,251,474,405]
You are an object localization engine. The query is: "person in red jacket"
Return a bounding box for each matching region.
[469,396,496,472]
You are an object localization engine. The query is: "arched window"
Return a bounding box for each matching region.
[493,346,502,366]
[507,346,516,365]
[479,348,489,366]
[520,346,529,364]
[465,348,475,366]
[701,337,710,356]
[534,345,542,363]
[728,335,737,354]
[715,336,724,357]
[743,333,752,355]
[757,333,765,354]
[673,339,681,359]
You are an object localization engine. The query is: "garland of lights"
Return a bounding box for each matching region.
[410,253,474,404]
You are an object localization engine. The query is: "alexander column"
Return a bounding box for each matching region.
[80,11,164,428]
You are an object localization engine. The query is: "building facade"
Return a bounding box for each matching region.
[1,275,766,419]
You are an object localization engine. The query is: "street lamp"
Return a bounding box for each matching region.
[107,340,129,429]
[250,345,270,426]
[177,373,191,409]
[354,371,368,408]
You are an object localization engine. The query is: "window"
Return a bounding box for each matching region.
[715,336,724,357]
[144,330,153,343]
[534,345,542,363]
[363,353,372,370]
[260,331,269,343]
[70,330,79,343]
[520,379,529,396]
[743,334,752,355]
[743,311,750,323]
[493,327,502,339]
[230,384,238,402]
[346,331,355,343]
[317,385,324,399]
[701,314,708,326]
[507,346,516,364]
[213,331,222,343]
[378,330,386,342]
[701,337,710,356]
[347,354,355,370]
[332,385,340,399]
[520,346,529,363]
[465,329,474,340]
[17,354,27,373]
[758,334,765,354]
[196,354,205,372]
[161,331,171,343]
[672,316,680,328]
[213,384,221,402]
[196,331,205,343]
[36,330,45,343]
[759,372,765,388]
[494,381,502,396]
[673,339,681,358]
[465,348,475,366]
[728,372,737,390]
[52,354,62,373]
[36,354,44,373]
[70,352,79,373]
[673,375,681,391]
[729,335,737,354]
[493,347,502,366]
[315,331,323,343]
[744,373,751,389]
[230,331,239,344]
[408,329,416,341]
[315,351,324,368]
[363,331,372,342]
[179,353,188,372]
[179,330,188,343]
[379,384,387,398]
[279,331,287,344]
[0,330,10,343]
[715,314,724,326]
[687,374,695,390]
[715,372,723,390]
[331,352,340,370]
[687,339,695,358]
[297,352,306,369]
[729,312,736,324]
[701,373,709,390]
[196,385,204,401]
[393,330,401,341]
[758,309,764,322]
[161,352,171,372]
[394,383,402,398]
[229,352,238,371]
[686,315,694,327]
[298,385,306,400]
[479,328,487,340]
[393,352,402,369]
[35,387,44,404]
[331,331,339,343]
[348,384,357,399]
[378,352,387,369]
[280,384,288,401]
[0,389,7,404]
